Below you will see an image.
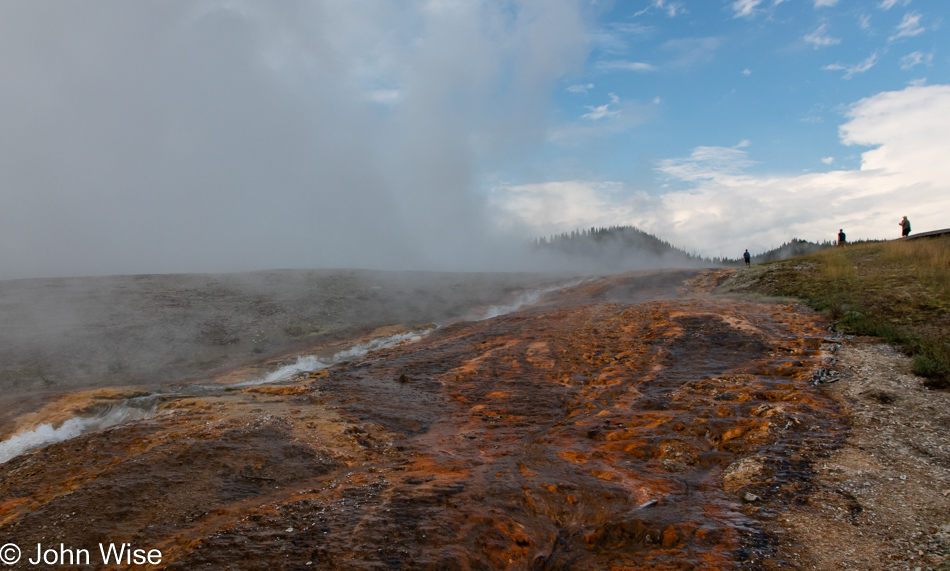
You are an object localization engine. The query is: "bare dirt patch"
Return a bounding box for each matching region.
[752,337,950,570]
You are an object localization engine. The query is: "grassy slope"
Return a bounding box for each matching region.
[718,236,950,387]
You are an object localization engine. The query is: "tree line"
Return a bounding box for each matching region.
[534,226,835,267]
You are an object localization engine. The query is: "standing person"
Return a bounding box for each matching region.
[838,229,846,246]
[899,216,911,237]
[743,249,751,267]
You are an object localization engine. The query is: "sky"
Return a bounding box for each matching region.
[0,0,947,279]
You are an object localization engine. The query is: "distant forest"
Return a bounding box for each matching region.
[534,225,834,268]
[747,237,835,263]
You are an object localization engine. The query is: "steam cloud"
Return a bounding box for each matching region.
[0,1,589,280]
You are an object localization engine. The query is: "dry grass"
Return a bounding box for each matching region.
[820,247,859,283]
[723,236,950,387]
[882,237,950,297]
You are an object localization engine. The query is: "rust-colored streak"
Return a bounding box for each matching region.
[0,280,843,570]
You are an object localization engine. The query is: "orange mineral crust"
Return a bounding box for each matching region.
[0,285,842,570]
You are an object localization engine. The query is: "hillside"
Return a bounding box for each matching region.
[535,226,833,269]
[747,237,834,263]
[535,226,720,269]
[719,235,950,386]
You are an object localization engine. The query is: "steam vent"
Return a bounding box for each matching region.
[0,271,843,569]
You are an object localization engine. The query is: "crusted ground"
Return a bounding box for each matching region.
[0,270,845,569]
[752,337,950,571]
[2,269,946,569]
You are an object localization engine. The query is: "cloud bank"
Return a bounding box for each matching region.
[0,0,589,279]
[495,84,950,258]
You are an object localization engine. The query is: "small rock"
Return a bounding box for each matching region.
[286,527,294,533]
[743,492,760,503]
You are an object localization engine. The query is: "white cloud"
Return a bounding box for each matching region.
[597,60,657,72]
[654,0,686,17]
[731,0,764,18]
[548,95,652,143]
[838,85,950,174]
[858,14,871,30]
[653,96,662,104]
[582,93,621,120]
[656,144,755,183]
[805,23,842,49]
[494,85,950,257]
[823,52,878,79]
[821,156,835,164]
[814,0,839,7]
[567,83,595,93]
[635,0,686,18]
[582,106,615,120]
[890,11,925,41]
[900,51,932,70]
[879,0,911,9]
[743,68,752,76]
[491,181,630,233]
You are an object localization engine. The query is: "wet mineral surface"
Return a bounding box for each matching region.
[0,271,844,570]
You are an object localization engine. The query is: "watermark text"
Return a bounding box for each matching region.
[1,542,162,566]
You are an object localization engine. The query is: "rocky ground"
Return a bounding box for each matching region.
[753,337,950,570]
[0,269,568,435]
[0,268,947,569]
[703,266,950,570]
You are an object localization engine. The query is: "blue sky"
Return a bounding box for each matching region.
[0,1,947,278]
[537,0,944,180]
[491,0,949,256]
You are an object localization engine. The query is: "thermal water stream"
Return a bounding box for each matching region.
[0,279,577,465]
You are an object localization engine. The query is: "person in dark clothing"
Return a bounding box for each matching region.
[838,229,846,246]
[899,216,911,237]
[743,249,751,267]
